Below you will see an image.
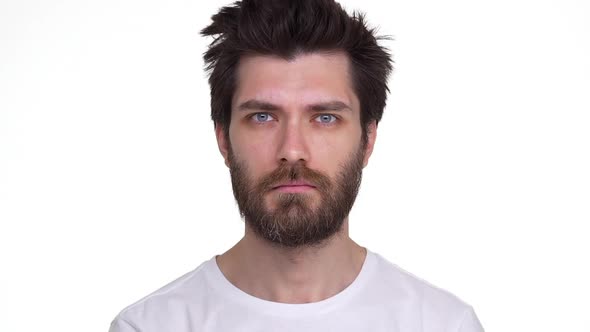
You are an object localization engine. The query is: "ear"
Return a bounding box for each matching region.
[215,124,231,168]
[362,121,377,168]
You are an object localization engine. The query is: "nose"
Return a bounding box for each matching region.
[276,120,310,164]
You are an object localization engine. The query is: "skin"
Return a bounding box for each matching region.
[215,51,378,304]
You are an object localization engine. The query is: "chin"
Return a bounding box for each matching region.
[265,193,317,210]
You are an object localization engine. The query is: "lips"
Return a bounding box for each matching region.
[272,183,316,194]
[272,181,316,190]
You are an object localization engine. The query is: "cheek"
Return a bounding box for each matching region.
[230,134,276,175]
[309,128,362,166]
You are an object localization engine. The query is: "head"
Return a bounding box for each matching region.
[201,0,393,248]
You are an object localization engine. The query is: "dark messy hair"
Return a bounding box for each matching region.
[201,0,393,144]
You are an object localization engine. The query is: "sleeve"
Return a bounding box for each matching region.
[457,306,485,332]
[109,316,139,332]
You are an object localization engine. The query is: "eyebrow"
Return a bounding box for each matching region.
[237,100,281,111]
[237,99,352,112]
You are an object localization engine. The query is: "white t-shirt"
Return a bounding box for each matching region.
[109,250,484,332]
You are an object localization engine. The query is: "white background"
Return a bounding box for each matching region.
[1,0,589,331]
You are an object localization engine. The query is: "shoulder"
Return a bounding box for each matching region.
[110,259,212,330]
[369,252,481,331]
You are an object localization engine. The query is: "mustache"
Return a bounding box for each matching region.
[255,163,332,193]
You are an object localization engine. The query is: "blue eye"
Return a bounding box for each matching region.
[252,113,274,122]
[315,114,337,124]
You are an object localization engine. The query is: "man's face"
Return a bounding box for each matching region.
[216,52,376,248]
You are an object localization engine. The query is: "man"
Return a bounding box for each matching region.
[110,0,484,331]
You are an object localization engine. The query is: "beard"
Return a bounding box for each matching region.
[227,144,365,249]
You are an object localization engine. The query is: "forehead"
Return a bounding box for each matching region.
[232,52,358,109]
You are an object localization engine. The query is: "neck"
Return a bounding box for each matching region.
[216,219,366,304]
